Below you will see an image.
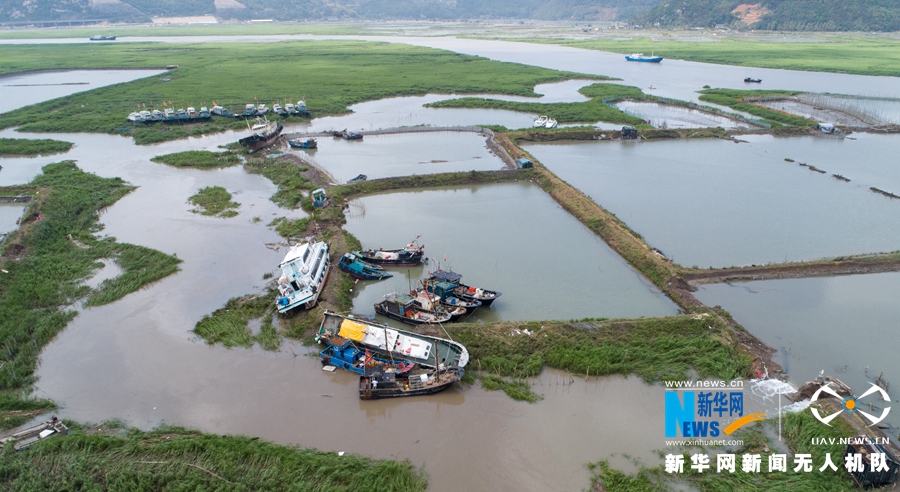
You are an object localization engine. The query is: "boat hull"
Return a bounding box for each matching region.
[625,56,663,63]
[339,256,392,280]
[359,367,463,400]
[320,339,414,376]
[239,122,283,153]
[355,249,425,267]
[374,302,451,325]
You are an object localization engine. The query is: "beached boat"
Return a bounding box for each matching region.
[151,109,165,121]
[338,253,392,280]
[320,336,414,376]
[284,103,295,114]
[211,105,232,117]
[288,138,317,149]
[176,108,187,120]
[625,53,663,63]
[533,115,549,128]
[294,100,310,116]
[273,103,286,115]
[375,293,452,325]
[89,35,116,41]
[545,117,558,129]
[354,237,425,266]
[199,106,211,119]
[347,174,367,184]
[317,311,469,368]
[424,279,482,313]
[164,108,175,120]
[242,103,256,117]
[410,289,466,321]
[275,241,330,315]
[0,416,68,451]
[186,107,196,118]
[359,366,463,400]
[429,270,502,306]
[239,117,283,153]
[256,104,269,115]
[343,132,363,140]
[127,112,143,123]
[744,77,762,83]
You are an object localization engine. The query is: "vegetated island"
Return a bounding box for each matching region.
[0,138,73,157]
[150,150,240,169]
[188,186,240,218]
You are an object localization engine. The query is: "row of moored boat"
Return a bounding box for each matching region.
[127,101,309,124]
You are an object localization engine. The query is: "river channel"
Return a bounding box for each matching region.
[526,133,900,267]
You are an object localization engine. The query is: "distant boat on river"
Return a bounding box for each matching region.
[744,77,762,83]
[89,35,116,41]
[625,53,663,63]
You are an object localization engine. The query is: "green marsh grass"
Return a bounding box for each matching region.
[193,291,279,349]
[188,186,240,217]
[244,159,311,209]
[478,375,543,403]
[426,83,646,126]
[269,217,311,238]
[698,89,816,127]
[0,424,428,491]
[0,162,180,427]
[150,150,240,169]
[0,138,72,156]
[1,41,595,144]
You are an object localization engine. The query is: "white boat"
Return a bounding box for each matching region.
[186,107,196,118]
[151,109,165,121]
[256,103,269,115]
[285,103,295,114]
[295,100,307,111]
[126,112,143,123]
[533,115,549,128]
[275,241,331,314]
[545,118,558,129]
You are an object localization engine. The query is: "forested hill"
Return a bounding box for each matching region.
[631,0,900,31]
[0,0,659,24]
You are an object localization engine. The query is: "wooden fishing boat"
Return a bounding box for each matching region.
[429,270,501,306]
[343,132,363,140]
[317,311,469,368]
[375,293,452,325]
[744,77,762,83]
[338,253,392,280]
[359,366,463,400]
[320,336,414,376]
[347,174,367,183]
[409,290,466,321]
[354,237,425,266]
[288,138,317,149]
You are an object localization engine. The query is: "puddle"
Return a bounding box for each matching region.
[0,202,27,237]
[81,258,125,290]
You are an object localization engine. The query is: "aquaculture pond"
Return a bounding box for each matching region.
[696,271,900,430]
[526,134,900,268]
[0,69,165,114]
[343,182,677,324]
[613,100,754,129]
[0,202,26,237]
[287,131,504,182]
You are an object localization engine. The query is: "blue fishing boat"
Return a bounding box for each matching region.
[347,174,367,183]
[343,132,363,140]
[625,53,663,63]
[339,253,392,280]
[424,279,482,314]
[288,138,317,149]
[354,236,426,267]
[320,336,414,376]
[89,35,116,41]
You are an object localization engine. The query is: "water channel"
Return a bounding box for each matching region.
[526,134,900,267]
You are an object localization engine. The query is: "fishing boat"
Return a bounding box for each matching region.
[89,35,116,41]
[295,100,310,116]
[0,416,68,451]
[424,279,482,314]
[239,117,283,153]
[533,115,549,128]
[545,117,558,129]
[744,77,762,83]
[273,103,286,115]
[164,108,176,120]
[126,112,143,123]
[275,241,330,315]
[176,108,187,120]
[429,270,502,306]
[625,53,663,63]
[151,109,165,121]
[288,138,317,149]
[375,293,452,325]
[284,103,295,114]
[139,110,152,121]
[211,105,232,117]
[354,237,425,266]
[320,336,414,376]
[332,129,346,137]
[359,366,463,400]
[186,107,196,118]
[338,253,392,280]
[317,311,469,368]
[242,103,256,117]
[347,174,367,183]
[256,104,269,115]
[343,132,363,140]
[199,107,211,119]
[410,289,467,321]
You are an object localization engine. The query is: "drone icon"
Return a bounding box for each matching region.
[810,382,891,427]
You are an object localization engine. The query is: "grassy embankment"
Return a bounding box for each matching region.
[517,35,900,78]
[0,23,366,40]
[150,150,240,169]
[0,41,598,144]
[0,162,181,430]
[0,423,427,491]
[188,186,240,218]
[698,89,817,128]
[0,138,72,157]
[589,411,857,491]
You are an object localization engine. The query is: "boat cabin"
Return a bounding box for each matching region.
[845,436,899,487]
[516,158,533,169]
[817,123,836,134]
[426,281,458,300]
[431,270,462,285]
[312,188,327,208]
